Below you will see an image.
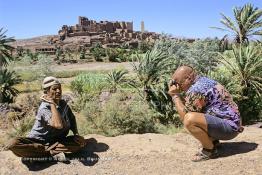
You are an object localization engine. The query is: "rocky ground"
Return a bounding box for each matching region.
[0,126,261,175]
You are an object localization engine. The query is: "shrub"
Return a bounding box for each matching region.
[106,69,128,92]
[218,44,262,124]
[106,48,122,62]
[70,73,107,111]
[7,114,35,138]
[145,82,181,126]
[90,43,106,62]
[81,91,157,136]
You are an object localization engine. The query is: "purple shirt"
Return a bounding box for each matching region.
[185,76,241,131]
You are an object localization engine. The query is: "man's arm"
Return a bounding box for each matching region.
[168,84,187,122]
[172,95,187,122]
[68,106,79,135]
[50,103,64,129]
[41,95,64,129]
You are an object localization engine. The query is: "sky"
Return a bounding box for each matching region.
[0,0,261,39]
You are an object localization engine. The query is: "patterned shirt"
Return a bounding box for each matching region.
[184,76,241,131]
[28,100,77,143]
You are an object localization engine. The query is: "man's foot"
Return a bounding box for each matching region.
[213,140,221,148]
[52,152,68,162]
[192,148,219,162]
[197,140,221,150]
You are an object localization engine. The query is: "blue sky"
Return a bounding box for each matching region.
[0,0,261,39]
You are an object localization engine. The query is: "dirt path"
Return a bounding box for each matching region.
[53,62,134,72]
[0,126,261,175]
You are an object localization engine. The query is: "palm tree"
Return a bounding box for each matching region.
[219,44,262,123]
[212,3,262,43]
[106,69,128,92]
[0,69,21,103]
[132,49,173,92]
[0,28,15,68]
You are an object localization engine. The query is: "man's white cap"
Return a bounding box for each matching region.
[42,76,60,89]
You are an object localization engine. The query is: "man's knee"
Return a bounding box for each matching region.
[6,137,22,150]
[183,112,197,129]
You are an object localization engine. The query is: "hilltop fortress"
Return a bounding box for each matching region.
[13,16,160,55]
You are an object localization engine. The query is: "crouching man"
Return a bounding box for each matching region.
[6,76,86,161]
[168,66,243,162]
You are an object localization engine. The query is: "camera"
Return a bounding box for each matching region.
[170,79,178,86]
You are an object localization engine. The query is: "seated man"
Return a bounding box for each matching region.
[168,66,243,162]
[6,76,86,161]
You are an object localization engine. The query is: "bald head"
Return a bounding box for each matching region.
[172,66,193,79]
[171,66,197,91]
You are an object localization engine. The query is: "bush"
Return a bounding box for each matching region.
[70,73,107,111]
[145,82,181,126]
[7,115,35,138]
[218,44,262,124]
[106,48,122,62]
[71,73,107,96]
[81,91,157,136]
[90,43,106,62]
[106,69,128,92]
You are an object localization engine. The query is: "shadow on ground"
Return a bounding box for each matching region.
[218,141,258,158]
[22,138,109,171]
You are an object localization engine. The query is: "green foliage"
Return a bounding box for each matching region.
[145,82,181,126]
[81,92,157,136]
[186,38,220,74]
[106,69,128,92]
[138,41,153,53]
[9,55,53,81]
[0,69,21,103]
[24,49,39,62]
[55,46,63,60]
[219,44,262,123]
[0,28,15,68]
[153,37,220,75]
[7,115,35,138]
[79,47,86,59]
[132,48,179,124]
[106,48,127,62]
[35,55,53,78]
[71,73,107,95]
[70,73,107,111]
[212,3,262,43]
[133,49,173,89]
[90,43,106,62]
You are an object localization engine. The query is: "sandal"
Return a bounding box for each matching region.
[192,148,219,162]
[196,140,221,154]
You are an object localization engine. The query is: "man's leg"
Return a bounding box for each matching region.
[183,112,214,149]
[6,137,50,158]
[49,136,84,155]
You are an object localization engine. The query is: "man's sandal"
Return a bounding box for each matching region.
[196,140,221,155]
[192,148,219,162]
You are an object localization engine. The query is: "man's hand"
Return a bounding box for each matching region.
[168,83,181,97]
[41,94,56,104]
[73,135,86,147]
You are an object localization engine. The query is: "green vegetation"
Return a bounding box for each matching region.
[106,69,129,92]
[0,28,21,103]
[0,3,261,142]
[0,28,15,68]
[219,44,262,124]
[212,3,262,43]
[0,69,21,103]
